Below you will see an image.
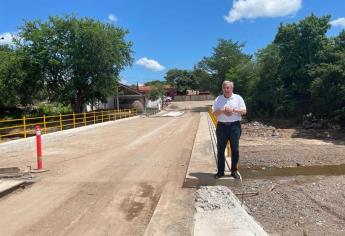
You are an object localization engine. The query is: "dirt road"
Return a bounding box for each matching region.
[0,101,211,236]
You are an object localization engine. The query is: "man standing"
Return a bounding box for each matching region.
[212,81,247,179]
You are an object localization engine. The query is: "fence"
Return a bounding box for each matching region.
[0,108,137,142]
[207,107,231,158]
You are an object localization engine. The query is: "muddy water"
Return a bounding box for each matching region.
[240,164,345,179]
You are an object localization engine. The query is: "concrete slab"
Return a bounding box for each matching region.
[184,112,234,188]
[30,169,49,173]
[0,167,20,174]
[194,186,268,236]
[161,111,185,117]
[0,180,25,195]
[143,182,194,236]
[0,167,23,178]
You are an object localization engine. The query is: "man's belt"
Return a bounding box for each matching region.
[218,121,240,125]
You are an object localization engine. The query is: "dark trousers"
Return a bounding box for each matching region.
[216,121,241,174]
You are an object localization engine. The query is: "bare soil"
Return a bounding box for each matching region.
[233,121,345,236]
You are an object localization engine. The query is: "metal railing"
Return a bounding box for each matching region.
[145,107,160,116]
[207,107,232,158]
[0,108,137,141]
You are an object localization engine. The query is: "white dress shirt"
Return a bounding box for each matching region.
[212,93,246,122]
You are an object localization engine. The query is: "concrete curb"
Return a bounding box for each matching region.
[183,112,269,235]
[0,116,140,153]
[184,112,224,187]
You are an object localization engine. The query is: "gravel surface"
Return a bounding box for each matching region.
[195,186,235,212]
[231,121,345,235]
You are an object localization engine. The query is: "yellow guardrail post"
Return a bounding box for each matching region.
[84,112,86,126]
[108,110,110,121]
[227,141,231,158]
[208,107,231,159]
[43,115,47,134]
[114,111,116,121]
[23,115,27,139]
[101,110,104,123]
[93,111,96,124]
[59,113,63,131]
[73,112,76,128]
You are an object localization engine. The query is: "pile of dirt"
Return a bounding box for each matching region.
[242,121,281,138]
[195,186,235,212]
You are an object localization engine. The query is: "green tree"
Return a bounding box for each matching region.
[196,39,251,95]
[274,14,331,116]
[0,46,24,108]
[144,80,166,86]
[226,60,258,99]
[251,44,283,117]
[18,15,133,112]
[307,30,345,126]
[191,68,213,92]
[164,69,196,94]
[148,83,164,101]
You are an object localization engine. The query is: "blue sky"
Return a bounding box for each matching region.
[1,0,345,85]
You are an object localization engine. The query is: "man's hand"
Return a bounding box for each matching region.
[233,108,247,115]
[224,106,234,116]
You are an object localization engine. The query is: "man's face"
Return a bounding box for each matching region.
[223,84,233,96]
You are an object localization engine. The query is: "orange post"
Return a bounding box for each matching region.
[36,125,42,170]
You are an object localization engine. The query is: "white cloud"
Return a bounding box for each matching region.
[0,32,16,45]
[330,18,345,28]
[108,14,118,23]
[224,0,302,23]
[120,79,129,85]
[135,57,165,71]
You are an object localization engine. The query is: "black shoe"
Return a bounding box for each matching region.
[231,171,242,180]
[214,173,225,179]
